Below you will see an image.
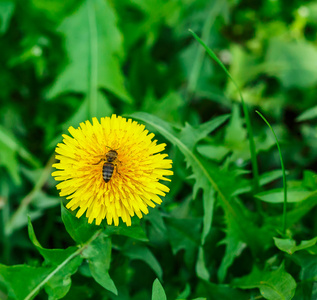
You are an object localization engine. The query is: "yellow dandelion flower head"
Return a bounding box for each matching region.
[52,115,173,226]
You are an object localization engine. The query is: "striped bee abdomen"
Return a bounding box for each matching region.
[102,162,115,183]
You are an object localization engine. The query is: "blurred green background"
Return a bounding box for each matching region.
[1,0,317,299]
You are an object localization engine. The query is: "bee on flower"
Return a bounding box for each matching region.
[52,115,173,226]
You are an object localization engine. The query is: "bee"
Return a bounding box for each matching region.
[93,147,120,183]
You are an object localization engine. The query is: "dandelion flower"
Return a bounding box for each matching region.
[52,115,173,226]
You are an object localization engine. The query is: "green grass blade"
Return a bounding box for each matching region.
[189,29,260,193]
[256,111,287,234]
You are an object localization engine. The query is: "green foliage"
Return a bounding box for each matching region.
[0,264,53,300]
[274,236,317,255]
[81,233,117,295]
[61,203,100,244]
[47,0,132,121]
[151,279,167,300]
[255,189,315,203]
[233,264,297,300]
[266,38,317,88]
[1,0,317,299]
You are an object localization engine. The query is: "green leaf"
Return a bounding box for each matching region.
[142,91,183,123]
[17,227,102,300]
[61,203,100,244]
[0,142,20,185]
[196,246,210,281]
[312,282,317,300]
[129,113,215,200]
[274,236,317,255]
[180,115,229,245]
[104,219,149,242]
[165,217,201,267]
[297,105,317,122]
[303,170,317,190]
[201,187,215,245]
[28,218,83,299]
[233,264,297,300]
[0,264,52,300]
[44,256,83,300]
[274,238,296,255]
[292,252,317,281]
[217,235,246,283]
[267,196,317,229]
[179,114,230,151]
[47,0,132,104]
[259,170,285,186]
[130,112,229,192]
[82,233,117,295]
[197,144,230,162]
[292,281,315,300]
[62,94,113,129]
[130,112,263,256]
[151,279,167,300]
[255,189,315,203]
[0,1,15,34]
[0,125,40,168]
[225,45,265,99]
[61,202,148,243]
[224,104,247,148]
[28,217,77,263]
[30,0,80,22]
[176,283,191,299]
[0,125,41,184]
[131,113,249,230]
[201,281,249,300]
[131,112,251,251]
[32,190,60,210]
[235,170,286,196]
[123,242,163,281]
[4,207,43,236]
[145,209,168,238]
[266,37,317,88]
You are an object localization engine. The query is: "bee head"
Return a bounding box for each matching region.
[106,149,118,162]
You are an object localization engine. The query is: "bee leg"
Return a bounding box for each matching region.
[114,164,121,175]
[92,158,103,165]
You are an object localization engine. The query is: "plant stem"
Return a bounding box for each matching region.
[256,111,287,234]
